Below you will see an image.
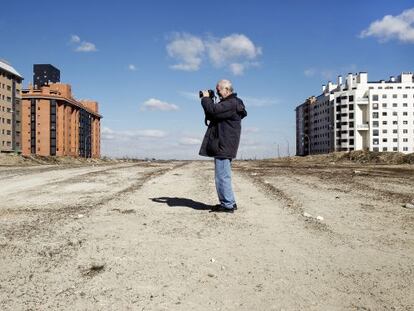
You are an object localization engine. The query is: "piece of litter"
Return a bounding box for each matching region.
[403,203,414,209]
[303,212,312,218]
[77,214,84,219]
[316,216,324,221]
[210,258,216,263]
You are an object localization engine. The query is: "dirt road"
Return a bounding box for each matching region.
[0,160,413,310]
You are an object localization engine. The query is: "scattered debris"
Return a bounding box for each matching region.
[316,216,324,221]
[403,203,414,209]
[303,212,312,218]
[81,262,106,277]
[210,258,216,263]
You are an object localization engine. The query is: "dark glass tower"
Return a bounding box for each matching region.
[33,64,60,87]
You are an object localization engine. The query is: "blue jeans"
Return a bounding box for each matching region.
[214,158,236,209]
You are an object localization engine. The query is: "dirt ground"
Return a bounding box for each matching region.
[0,158,413,310]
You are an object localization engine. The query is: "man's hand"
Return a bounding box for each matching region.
[201,90,210,98]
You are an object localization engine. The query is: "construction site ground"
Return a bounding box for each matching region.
[0,153,413,310]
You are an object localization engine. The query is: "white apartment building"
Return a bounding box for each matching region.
[0,59,23,153]
[296,72,414,155]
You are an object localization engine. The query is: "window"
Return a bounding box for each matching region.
[403,129,408,134]
[392,94,397,98]
[382,129,388,133]
[393,111,398,116]
[392,103,398,107]
[382,138,387,142]
[393,147,398,151]
[373,112,379,118]
[403,138,408,142]
[382,121,387,125]
[382,94,387,99]
[393,138,398,142]
[373,129,379,136]
[383,147,388,151]
[382,112,387,116]
[349,95,354,102]
[403,103,408,107]
[373,147,379,152]
[403,94,408,98]
[403,112,408,116]
[373,121,379,127]
[393,129,398,134]
[373,103,379,109]
[372,95,379,101]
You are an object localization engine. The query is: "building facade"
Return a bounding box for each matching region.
[33,64,60,88]
[21,83,101,158]
[295,96,313,156]
[0,60,23,153]
[296,72,414,155]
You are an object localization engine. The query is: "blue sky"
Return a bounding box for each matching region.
[1,0,413,159]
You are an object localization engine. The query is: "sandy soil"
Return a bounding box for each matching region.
[0,160,413,310]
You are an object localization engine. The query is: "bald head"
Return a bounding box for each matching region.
[216,79,234,99]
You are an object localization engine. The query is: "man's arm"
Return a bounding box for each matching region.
[201,97,234,117]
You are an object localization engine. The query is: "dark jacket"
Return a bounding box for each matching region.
[199,93,247,159]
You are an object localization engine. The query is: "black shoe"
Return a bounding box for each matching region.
[210,205,234,213]
[212,204,237,211]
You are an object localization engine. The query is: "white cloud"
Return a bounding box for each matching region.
[141,98,179,111]
[179,137,202,145]
[360,8,414,43]
[69,35,98,52]
[76,41,97,52]
[206,33,262,67]
[70,34,81,43]
[124,129,167,138]
[166,33,205,71]
[178,91,199,101]
[304,64,357,80]
[101,126,116,140]
[166,32,262,75]
[128,64,137,71]
[229,63,245,75]
[102,127,167,141]
[304,68,316,77]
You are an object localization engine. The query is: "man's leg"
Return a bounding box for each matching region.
[214,158,236,209]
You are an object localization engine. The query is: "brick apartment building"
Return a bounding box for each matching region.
[21,82,101,158]
[0,60,23,153]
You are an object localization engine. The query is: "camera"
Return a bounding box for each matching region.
[199,89,215,99]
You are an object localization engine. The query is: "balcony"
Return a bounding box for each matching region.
[357,123,369,130]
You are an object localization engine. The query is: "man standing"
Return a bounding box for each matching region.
[199,80,247,213]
